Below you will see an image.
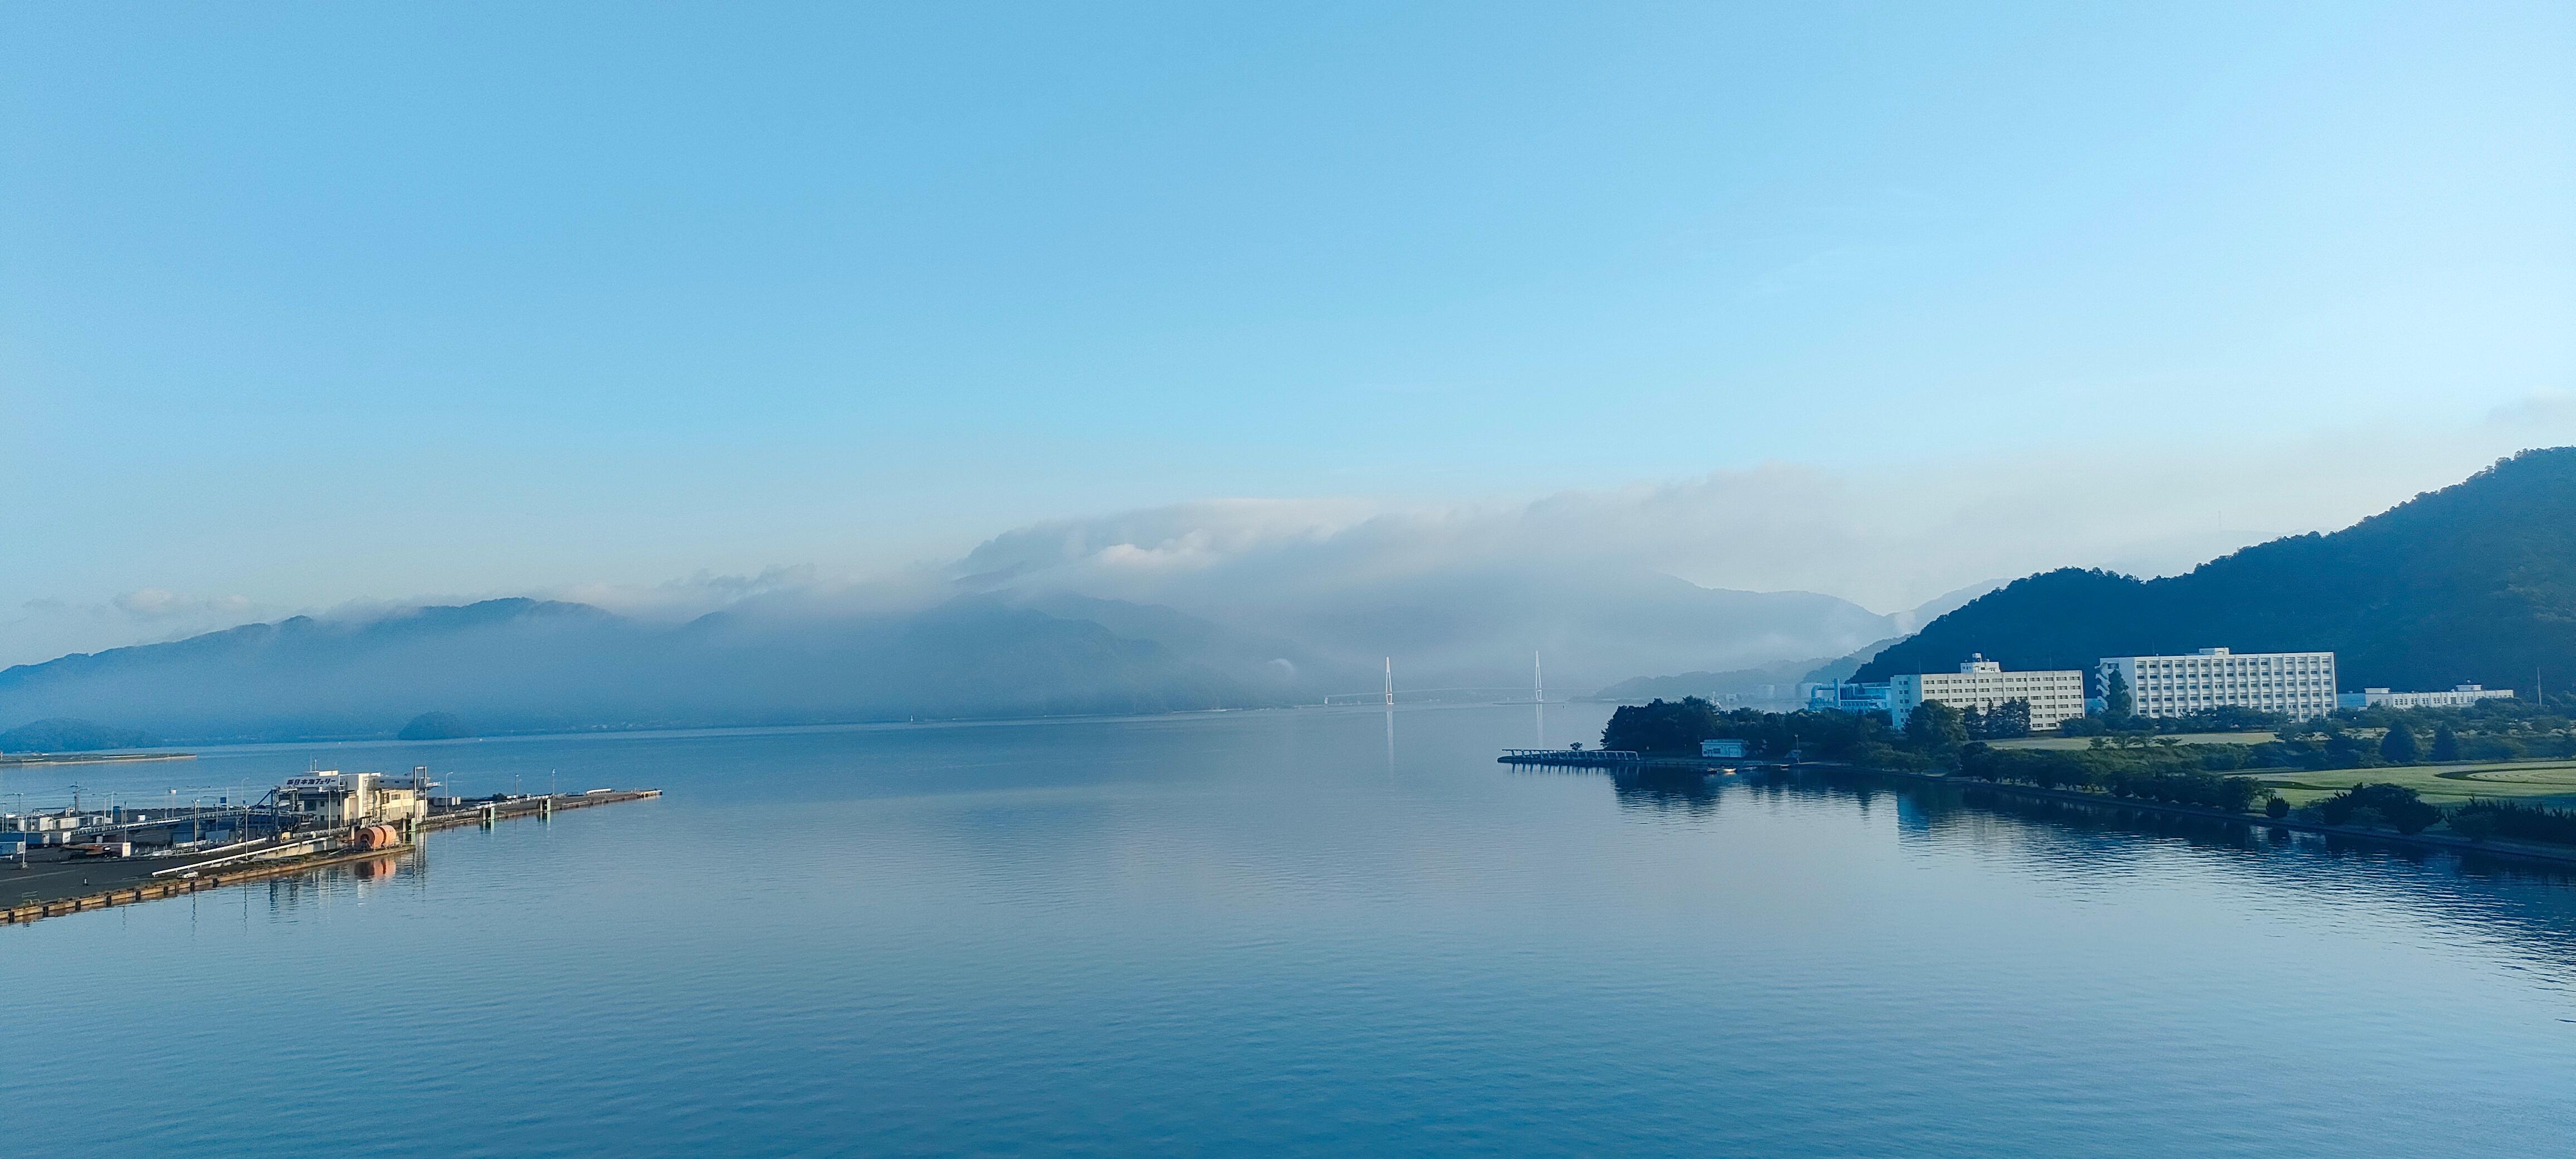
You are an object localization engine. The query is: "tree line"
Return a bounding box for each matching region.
[1598,697,2576,849]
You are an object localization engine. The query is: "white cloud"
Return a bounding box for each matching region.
[111,589,253,620]
[956,426,2576,615]
[2,590,272,669]
[550,565,827,620]
[8,416,2569,673]
[957,498,1375,583]
[2488,388,2576,427]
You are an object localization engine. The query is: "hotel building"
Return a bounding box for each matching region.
[1887,655,2088,731]
[2098,647,2338,720]
[2338,684,2515,710]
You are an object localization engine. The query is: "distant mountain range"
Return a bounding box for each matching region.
[0,596,1272,743]
[0,717,152,752]
[1592,654,1845,705]
[1856,448,2576,695]
[1590,581,2001,702]
[34,441,2560,746]
[1590,641,1891,705]
[0,561,1909,743]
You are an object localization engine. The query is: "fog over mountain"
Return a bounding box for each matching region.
[0,492,1921,742]
[27,417,2562,671]
[9,425,2573,743]
[0,549,1905,743]
[954,498,1908,696]
[0,597,1272,743]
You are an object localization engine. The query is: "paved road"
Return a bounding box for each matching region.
[0,850,235,909]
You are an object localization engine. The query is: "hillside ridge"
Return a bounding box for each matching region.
[1854,447,2576,693]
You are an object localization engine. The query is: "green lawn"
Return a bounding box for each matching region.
[2250,760,2576,809]
[1984,732,2576,810]
[1990,731,2278,751]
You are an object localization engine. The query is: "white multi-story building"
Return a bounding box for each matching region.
[2338,684,2515,710]
[2099,647,2338,720]
[1888,655,2087,731]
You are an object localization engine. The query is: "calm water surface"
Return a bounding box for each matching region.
[5,704,2574,1156]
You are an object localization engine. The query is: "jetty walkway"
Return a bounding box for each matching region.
[1,789,659,927]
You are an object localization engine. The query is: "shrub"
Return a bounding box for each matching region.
[1957,746,2265,811]
[2318,783,2441,834]
[1904,702,1969,758]
[2447,800,2576,846]
[2057,714,2111,737]
[2265,797,2290,820]
[2462,735,2528,762]
[2379,724,2421,764]
[2322,732,2376,768]
[1980,698,2032,739]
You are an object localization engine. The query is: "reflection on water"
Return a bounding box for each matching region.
[252,848,426,918]
[5,705,2576,1158]
[1715,766,2576,969]
[1607,767,1725,817]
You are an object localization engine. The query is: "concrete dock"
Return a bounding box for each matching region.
[1,789,658,926]
[1499,749,1777,773]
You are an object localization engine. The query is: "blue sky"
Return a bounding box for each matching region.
[3,2,2571,661]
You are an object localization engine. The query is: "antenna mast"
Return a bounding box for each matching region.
[1384,658,1394,708]
[1534,650,1544,704]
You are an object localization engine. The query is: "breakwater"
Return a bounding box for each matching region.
[2,789,658,926]
[1498,749,1778,772]
[0,752,196,768]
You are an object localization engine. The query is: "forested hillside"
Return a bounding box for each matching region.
[1856,448,2576,694]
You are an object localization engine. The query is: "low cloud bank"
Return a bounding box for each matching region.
[954,422,2572,622]
[8,413,2571,727]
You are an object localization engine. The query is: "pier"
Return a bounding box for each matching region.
[2,788,659,926]
[1499,749,1783,773]
[1500,748,1644,767]
[0,751,196,768]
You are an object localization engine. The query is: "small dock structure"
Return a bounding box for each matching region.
[3,779,658,926]
[1499,748,1789,774]
[1500,748,1644,767]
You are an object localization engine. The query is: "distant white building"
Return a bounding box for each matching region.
[1888,655,2087,731]
[275,771,429,828]
[2338,684,2515,710]
[1804,681,1894,716]
[2099,647,2338,720]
